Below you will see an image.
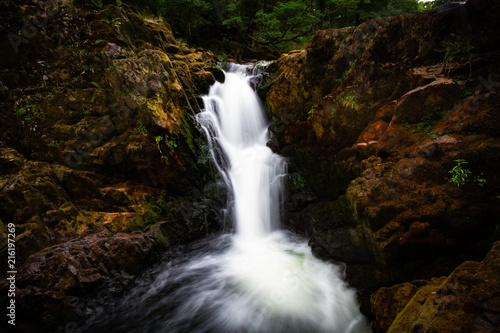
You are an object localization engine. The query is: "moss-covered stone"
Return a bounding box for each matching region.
[376,241,500,332]
[0,1,224,330]
[267,0,500,322]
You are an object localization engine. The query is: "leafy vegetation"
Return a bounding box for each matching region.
[289,172,306,191]
[338,95,357,109]
[131,121,149,135]
[154,135,178,159]
[102,18,122,29]
[448,158,471,187]
[442,35,474,73]
[448,159,486,187]
[443,35,474,63]
[402,107,447,139]
[117,0,437,54]
[47,141,60,149]
[14,97,43,123]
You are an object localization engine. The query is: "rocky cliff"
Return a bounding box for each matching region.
[266,0,500,330]
[0,0,225,331]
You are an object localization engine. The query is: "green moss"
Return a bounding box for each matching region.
[132,194,170,231]
[205,66,225,83]
[179,110,196,153]
[289,172,306,192]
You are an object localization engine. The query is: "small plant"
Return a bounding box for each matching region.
[155,135,164,155]
[91,0,103,8]
[405,108,447,138]
[448,159,486,187]
[82,108,91,116]
[94,39,105,45]
[119,90,129,96]
[448,158,471,187]
[307,105,317,116]
[443,36,474,74]
[338,95,357,109]
[177,38,187,47]
[443,36,474,63]
[462,89,473,98]
[79,49,89,57]
[79,63,91,72]
[402,119,411,129]
[109,65,116,71]
[475,174,487,187]
[47,142,60,149]
[14,107,26,117]
[336,69,350,83]
[165,135,178,151]
[216,51,228,61]
[14,97,42,123]
[428,133,439,139]
[103,18,121,29]
[289,173,306,191]
[131,122,148,135]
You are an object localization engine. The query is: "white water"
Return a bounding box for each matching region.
[197,63,285,238]
[82,63,370,333]
[193,63,370,332]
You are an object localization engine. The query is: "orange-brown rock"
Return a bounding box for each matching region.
[267,0,500,324]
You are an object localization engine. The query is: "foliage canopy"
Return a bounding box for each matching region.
[116,0,444,53]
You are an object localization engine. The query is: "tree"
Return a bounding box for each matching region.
[159,0,213,39]
[254,0,320,46]
[119,0,428,54]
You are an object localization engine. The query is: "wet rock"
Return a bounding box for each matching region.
[374,241,500,332]
[0,1,223,331]
[266,0,500,323]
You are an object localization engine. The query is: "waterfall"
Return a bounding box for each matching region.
[82,63,371,333]
[197,63,285,238]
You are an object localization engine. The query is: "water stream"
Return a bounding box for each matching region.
[82,63,370,333]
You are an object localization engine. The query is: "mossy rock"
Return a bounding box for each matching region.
[206,66,225,83]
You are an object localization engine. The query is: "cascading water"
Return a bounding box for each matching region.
[81,63,371,333]
[197,62,285,238]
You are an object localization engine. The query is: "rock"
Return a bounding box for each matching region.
[0,1,224,331]
[267,0,500,298]
[370,282,421,333]
[104,42,122,59]
[373,241,500,332]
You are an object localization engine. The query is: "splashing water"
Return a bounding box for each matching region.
[82,63,371,333]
